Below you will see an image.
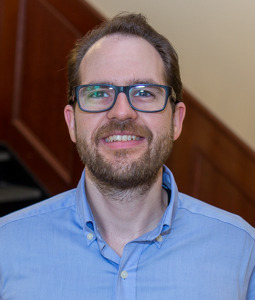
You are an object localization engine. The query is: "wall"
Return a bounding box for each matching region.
[86,0,255,151]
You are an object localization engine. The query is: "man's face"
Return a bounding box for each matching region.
[65,34,185,190]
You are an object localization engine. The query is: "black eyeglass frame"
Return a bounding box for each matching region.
[71,83,178,113]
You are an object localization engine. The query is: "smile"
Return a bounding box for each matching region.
[105,135,141,143]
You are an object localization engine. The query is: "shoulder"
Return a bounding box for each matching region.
[178,192,255,240]
[0,189,77,230]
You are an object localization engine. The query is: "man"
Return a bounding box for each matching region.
[0,13,254,300]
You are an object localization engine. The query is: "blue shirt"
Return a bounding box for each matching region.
[0,166,254,300]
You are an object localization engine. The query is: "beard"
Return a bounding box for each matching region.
[75,119,174,192]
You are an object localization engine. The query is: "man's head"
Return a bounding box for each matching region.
[64,13,185,192]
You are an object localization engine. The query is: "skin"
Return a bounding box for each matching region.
[64,34,186,256]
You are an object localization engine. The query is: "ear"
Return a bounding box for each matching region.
[173,102,186,141]
[64,105,76,143]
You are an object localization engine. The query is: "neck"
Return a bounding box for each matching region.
[84,167,168,256]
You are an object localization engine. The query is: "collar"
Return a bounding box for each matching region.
[75,165,179,247]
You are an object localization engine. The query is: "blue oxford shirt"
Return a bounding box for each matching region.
[0,166,255,299]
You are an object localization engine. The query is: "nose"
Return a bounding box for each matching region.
[106,92,138,121]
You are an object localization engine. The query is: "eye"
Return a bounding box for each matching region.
[134,90,153,97]
[87,90,110,99]
[133,89,154,98]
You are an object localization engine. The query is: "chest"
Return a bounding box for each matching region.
[1,239,248,300]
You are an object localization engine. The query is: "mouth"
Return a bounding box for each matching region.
[104,135,142,143]
[94,120,152,149]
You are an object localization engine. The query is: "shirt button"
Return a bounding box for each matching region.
[156,235,163,242]
[87,233,94,240]
[120,270,128,279]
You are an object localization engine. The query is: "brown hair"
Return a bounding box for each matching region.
[67,13,182,107]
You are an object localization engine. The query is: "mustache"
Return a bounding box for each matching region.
[94,120,153,145]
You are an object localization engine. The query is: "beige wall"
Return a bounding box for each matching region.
[86,0,255,150]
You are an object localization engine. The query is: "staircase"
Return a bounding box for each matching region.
[0,143,49,217]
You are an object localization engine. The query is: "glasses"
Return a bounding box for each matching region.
[71,84,177,113]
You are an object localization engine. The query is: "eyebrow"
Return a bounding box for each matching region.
[84,78,162,86]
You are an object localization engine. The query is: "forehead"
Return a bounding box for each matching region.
[79,34,166,85]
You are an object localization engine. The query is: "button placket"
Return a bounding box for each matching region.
[115,242,145,300]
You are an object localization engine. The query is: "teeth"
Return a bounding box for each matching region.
[105,135,141,143]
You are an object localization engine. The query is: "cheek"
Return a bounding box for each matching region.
[75,113,105,141]
[148,111,172,136]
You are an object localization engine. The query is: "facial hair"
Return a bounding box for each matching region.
[75,119,174,193]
